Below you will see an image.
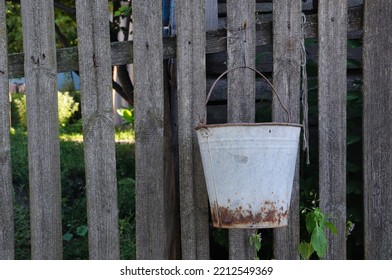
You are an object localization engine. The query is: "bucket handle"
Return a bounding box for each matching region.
[202,66,290,124]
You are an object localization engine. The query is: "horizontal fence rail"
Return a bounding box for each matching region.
[7,6,363,79]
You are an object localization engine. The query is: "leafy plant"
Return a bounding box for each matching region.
[117,107,134,125]
[58,91,79,127]
[114,5,132,18]
[5,1,23,53]
[13,91,79,129]
[249,231,262,260]
[14,202,31,260]
[298,207,337,259]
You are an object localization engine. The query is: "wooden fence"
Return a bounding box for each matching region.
[1,0,392,260]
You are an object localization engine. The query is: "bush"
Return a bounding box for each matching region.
[13,91,79,129]
[58,92,79,127]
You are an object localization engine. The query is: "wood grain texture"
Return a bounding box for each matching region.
[0,0,14,260]
[363,1,392,260]
[318,0,347,260]
[20,0,62,259]
[133,0,167,260]
[205,0,218,31]
[226,0,256,260]
[176,0,210,260]
[272,0,302,260]
[76,0,119,259]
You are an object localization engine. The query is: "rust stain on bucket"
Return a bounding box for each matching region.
[210,201,288,229]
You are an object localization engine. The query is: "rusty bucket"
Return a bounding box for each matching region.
[196,66,301,228]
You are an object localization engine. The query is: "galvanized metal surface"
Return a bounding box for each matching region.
[196,124,301,228]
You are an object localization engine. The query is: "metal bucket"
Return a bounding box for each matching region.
[196,66,301,228]
[196,123,301,228]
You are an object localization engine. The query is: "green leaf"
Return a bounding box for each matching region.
[298,242,314,260]
[118,177,135,187]
[117,108,134,124]
[347,58,361,68]
[311,226,328,258]
[347,90,361,101]
[115,5,132,17]
[305,211,317,235]
[315,208,326,228]
[249,233,262,252]
[325,221,337,235]
[63,232,73,241]
[76,225,88,237]
[347,39,362,48]
[347,134,361,145]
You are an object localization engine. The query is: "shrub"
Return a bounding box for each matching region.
[13,91,79,129]
[58,92,79,127]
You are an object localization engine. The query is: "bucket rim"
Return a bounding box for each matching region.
[196,122,303,130]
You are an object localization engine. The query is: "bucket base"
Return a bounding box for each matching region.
[210,202,289,229]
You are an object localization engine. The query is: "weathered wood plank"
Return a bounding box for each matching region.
[218,3,273,15]
[363,1,392,260]
[0,0,14,260]
[318,0,347,260]
[75,0,119,259]
[205,0,218,30]
[176,0,210,260]
[218,0,362,15]
[272,0,302,260]
[133,0,167,260]
[226,0,256,260]
[20,0,62,259]
[7,6,363,79]
[8,38,175,79]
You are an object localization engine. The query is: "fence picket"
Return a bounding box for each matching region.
[318,0,347,259]
[363,1,392,260]
[75,0,119,259]
[205,0,218,31]
[272,0,302,260]
[20,0,62,259]
[226,0,256,260]
[0,0,14,260]
[133,0,168,260]
[176,0,210,260]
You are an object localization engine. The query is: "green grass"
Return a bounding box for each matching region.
[11,128,136,259]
